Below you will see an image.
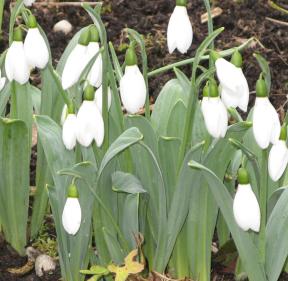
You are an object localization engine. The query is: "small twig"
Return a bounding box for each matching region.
[268,0,288,14]
[265,17,288,27]
[201,7,223,24]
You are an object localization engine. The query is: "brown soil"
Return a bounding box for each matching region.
[1,0,288,280]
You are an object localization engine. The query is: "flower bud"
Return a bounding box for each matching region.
[230,49,243,68]
[27,14,37,28]
[84,84,95,101]
[89,25,100,42]
[237,167,249,184]
[78,29,90,46]
[176,0,187,6]
[203,79,219,98]
[125,46,137,66]
[256,75,268,98]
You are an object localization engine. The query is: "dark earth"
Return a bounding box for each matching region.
[1,0,288,280]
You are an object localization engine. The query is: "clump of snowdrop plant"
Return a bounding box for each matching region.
[252,75,280,149]
[201,79,228,138]
[167,0,193,54]
[233,168,261,232]
[120,46,146,114]
[62,183,82,235]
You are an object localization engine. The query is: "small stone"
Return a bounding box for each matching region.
[53,20,73,35]
[25,246,41,262]
[35,254,56,277]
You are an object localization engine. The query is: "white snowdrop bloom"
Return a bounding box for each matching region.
[77,100,104,147]
[0,69,6,91]
[5,29,30,85]
[268,138,288,182]
[94,85,112,113]
[62,114,77,150]
[214,51,249,112]
[233,168,260,232]
[86,42,103,88]
[167,3,193,54]
[23,0,36,6]
[253,98,280,149]
[61,29,91,90]
[62,185,81,235]
[24,16,49,69]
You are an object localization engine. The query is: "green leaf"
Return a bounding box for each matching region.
[112,171,146,194]
[9,0,24,45]
[0,118,29,255]
[0,83,11,116]
[254,53,271,94]
[188,161,267,281]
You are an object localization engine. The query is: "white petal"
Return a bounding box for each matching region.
[201,97,228,138]
[62,114,77,150]
[62,44,87,90]
[268,140,288,181]
[94,86,112,113]
[220,86,240,109]
[233,184,261,232]
[62,198,81,235]
[237,69,249,112]
[5,42,30,84]
[253,98,280,149]
[24,28,49,69]
[76,101,104,147]
[23,0,35,6]
[88,54,102,88]
[120,65,146,114]
[0,77,6,91]
[167,6,193,54]
[215,58,240,93]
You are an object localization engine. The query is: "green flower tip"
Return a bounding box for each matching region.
[231,49,243,68]
[256,75,268,98]
[67,102,75,114]
[238,168,249,185]
[28,15,37,28]
[78,28,90,46]
[89,25,100,43]
[280,124,287,141]
[84,84,95,101]
[68,184,79,198]
[176,0,187,6]
[203,79,219,98]
[125,46,137,66]
[210,50,221,62]
[13,27,23,42]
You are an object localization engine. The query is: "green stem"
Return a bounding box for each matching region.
[259,149,268,264]
[203,0,214,68]
[0,0,4,40]
[147,38,254,78]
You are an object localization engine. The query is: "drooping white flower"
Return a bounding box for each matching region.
[0,69,6,91]
[94,85,112,113]
[268,138,288,182]
[62,113,77,150]
[233,168,260,232]
[61,29,91,90]
[24,16,49,69]
[23,0,36,6]
[167,4,193,54]
[5,28,30,85]
[214,53,249,112]
[77,100,104,147]
[86,42,103,88]
[62,184,81,235]
[253,98,280,149]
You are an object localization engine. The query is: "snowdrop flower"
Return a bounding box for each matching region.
[201,80,228,138]
[167,0,193,54]
[24,0,36,6]
[268,125,288,181]
[0,69,6,91]
[213,50,249,112]
[24,15,49,69]
[120,47,146,114]
[77,85,104,147]
[5,27,30,85]
[86,25,102,88]
[62,104,77,150]
[94,85,112,113]
[233,168,260,232]
[253,76,280,149]
[62,184,81,235]
[61,29,90,90]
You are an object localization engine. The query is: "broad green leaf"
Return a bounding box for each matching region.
[0,118,29,255]
[188,161,267,281]
[30,85,41,114]
[112,171,146,194]
[0,83,11,116]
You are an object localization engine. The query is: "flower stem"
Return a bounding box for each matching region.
[259,148,268,264]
